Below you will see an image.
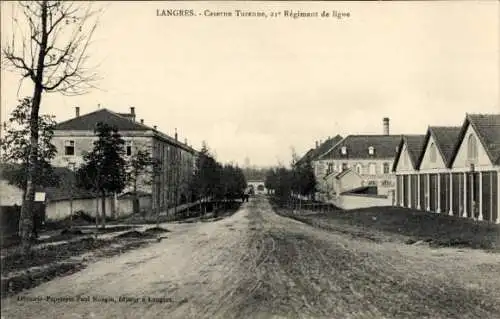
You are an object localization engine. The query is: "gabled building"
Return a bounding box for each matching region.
[295,135,343,196]
[393,113,500,224]
[392,135,426,209]
[52,106,198,213]
[316,118,401,196]
[448,114,500,222]
[416,126,461,214]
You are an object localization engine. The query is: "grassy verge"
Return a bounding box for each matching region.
[1,235,154,298]
[270,198,500,251]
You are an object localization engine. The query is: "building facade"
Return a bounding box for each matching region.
[315,118,401,196]
[393,114,500,223]
[52,107,198,213]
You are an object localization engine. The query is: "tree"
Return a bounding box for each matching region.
[0,97,60,239]
[292,161,316,199]
[76,122,127,229]
[125,149,158,217]
[1,97,59,192]
[2,1,102,251]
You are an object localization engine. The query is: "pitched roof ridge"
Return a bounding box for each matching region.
[55,107,109,127]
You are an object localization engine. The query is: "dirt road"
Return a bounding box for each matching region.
[2,197,500,319]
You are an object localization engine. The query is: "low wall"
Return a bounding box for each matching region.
[46,196,152,221]
[329,193,394,210]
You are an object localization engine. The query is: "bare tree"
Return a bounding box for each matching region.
[2,1,102,252]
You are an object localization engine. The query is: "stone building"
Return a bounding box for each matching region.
[315,118,401,196]
[52,106,198,213]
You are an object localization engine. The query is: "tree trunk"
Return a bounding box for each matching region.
[95,191,99,236]
[19,1,49,253]
[133,179,139,216]
[101,191,106,229]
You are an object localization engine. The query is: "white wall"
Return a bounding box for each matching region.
[45,196,152,221]
[451,124,494,170]
[329,193,393,210]
[420,135,447,171]
[0,180,23,206]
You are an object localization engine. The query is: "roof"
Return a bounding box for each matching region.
[44,167,97,202]
[295,148,316,166]
[118,191,151,199]
[319,135,402,160]
[54,108,198,154]
[297,135,343,164]
[54,108,149,131]
[0,164,96,202]
[415,126,461,169]
[391,135,426,172]
[448,113,500,167]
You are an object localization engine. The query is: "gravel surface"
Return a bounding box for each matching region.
[2,196,500,319]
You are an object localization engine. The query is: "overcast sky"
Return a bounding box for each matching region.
[1,1,498,167]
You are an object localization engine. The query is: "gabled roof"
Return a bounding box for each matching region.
[297,135,343,164]
[54,108,150,131]
[319,135,402,160]
[391,135,426,172]
[448,113,500,167]
[295,148,316,166]
[415,126,461,169]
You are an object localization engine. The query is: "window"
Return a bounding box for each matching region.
[356,164,362,175]
[368,146,375,155]
[383,162,390,174]
[125,141,132,156]
[368,163,377,175]
[341,146,347,155]
[429,143,437,163]
[342,163,348,171]
[327,163,334,174]
[467,134,478,160]
[64,140,75,155]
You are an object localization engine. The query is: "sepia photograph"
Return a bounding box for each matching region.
[1,1,499,318]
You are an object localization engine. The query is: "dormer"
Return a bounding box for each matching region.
[341,146,347,155]
[368,146,375,155]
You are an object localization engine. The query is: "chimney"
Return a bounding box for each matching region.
[97,103,101,109]
[75,106,80,117]
[140,119,144,124]
[153,125,157,130]
[315,141,319,148]
[130,107,136,121]
[175,128,178,141]
[184,138,188,144]
[383,117,390,135]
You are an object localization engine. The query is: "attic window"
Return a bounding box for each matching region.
[368,146,375,155]
[341,146,347,155]
[64,140,75,156]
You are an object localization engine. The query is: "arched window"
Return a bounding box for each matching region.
[429,143,437,163]
[368,146,374,155]
[467,134,478,160]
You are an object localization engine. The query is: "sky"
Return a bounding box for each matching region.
[1,1,499,167]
